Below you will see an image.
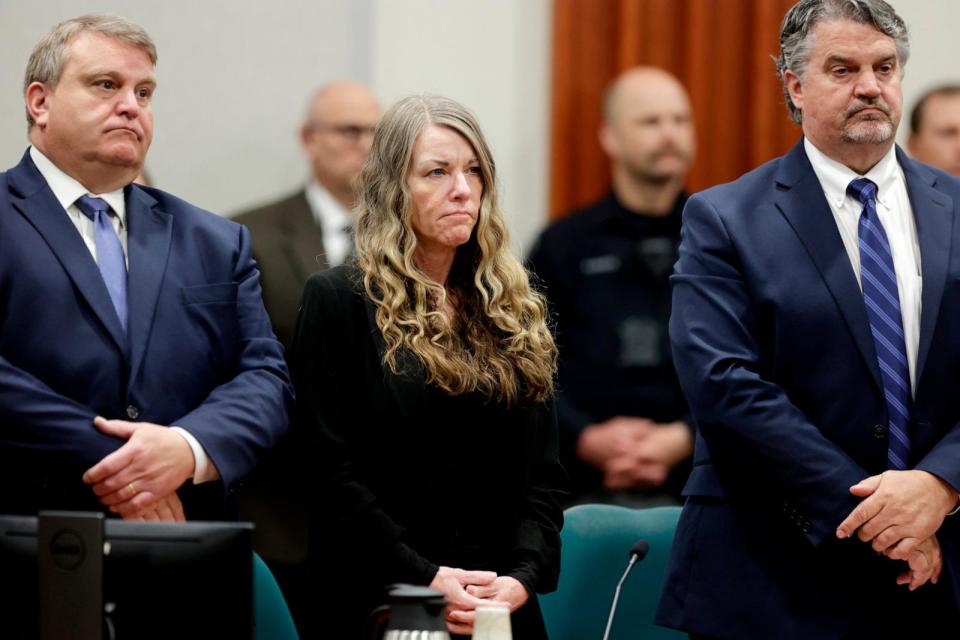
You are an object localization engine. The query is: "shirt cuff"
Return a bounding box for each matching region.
[170,427,220,484]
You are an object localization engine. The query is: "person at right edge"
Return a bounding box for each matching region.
[656,1,960,638]
[291,95,565,639]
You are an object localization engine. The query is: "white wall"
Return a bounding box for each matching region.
[897,1,960,146]
[0,0,373,215]
[0,0,551,251]
[371,0,551,253]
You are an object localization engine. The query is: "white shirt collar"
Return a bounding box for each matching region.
[304,179,351,235]
[29,146,127,226]
[804,138,901,209]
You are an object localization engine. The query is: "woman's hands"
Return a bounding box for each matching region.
[466,576,529,610]
[429,566,526,635]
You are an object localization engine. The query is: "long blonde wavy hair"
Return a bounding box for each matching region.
[355,95,556,406]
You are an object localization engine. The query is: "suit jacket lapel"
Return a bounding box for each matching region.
[898,149,955,386]
[284,191,328,278]
[774,140,884,393]
[7,152,127,354]
[125,184,172,385]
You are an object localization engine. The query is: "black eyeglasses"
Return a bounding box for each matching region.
[308,123,376,141]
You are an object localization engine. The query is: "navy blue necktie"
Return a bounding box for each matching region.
[75,195,128,333]
[847,178,910,469]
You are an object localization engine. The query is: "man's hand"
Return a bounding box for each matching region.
[82,417,195,516]
[836,470,958,556]
[577,417,650,468]
[604,455,670,489]
[578,418,693,490]
[123,492,186,522]
[893,535,942,591]
[429,567,509,636]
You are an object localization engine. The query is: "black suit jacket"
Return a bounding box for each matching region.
[233,190,326,565]
[291,265,566,638]
[234,190,327,352]
[234,190,327,570]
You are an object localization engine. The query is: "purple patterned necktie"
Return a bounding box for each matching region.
[848,177,910,469]
[75,195,128,333]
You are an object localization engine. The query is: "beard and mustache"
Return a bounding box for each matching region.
[625,145,693,185]
[840,97,896,144]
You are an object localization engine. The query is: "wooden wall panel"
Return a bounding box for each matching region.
[550,0,799,219]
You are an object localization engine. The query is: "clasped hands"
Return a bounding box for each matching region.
[577,417,693,490]
[835,469,959,591]
[81,417,194,522]
[429,566,528,636]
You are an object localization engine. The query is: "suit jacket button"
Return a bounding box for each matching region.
[872,424,887,439]
[126,404,140,420]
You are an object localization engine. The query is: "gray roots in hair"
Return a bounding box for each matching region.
[355,94,498,256]
[23,13,157,128]
[775,0,909,124]
[353,94,558,405]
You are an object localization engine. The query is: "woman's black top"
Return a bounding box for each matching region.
[289,265,566,638]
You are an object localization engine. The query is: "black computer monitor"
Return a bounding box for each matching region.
[0,512,253,640]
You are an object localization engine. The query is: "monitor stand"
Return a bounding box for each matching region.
[38,511,104,640]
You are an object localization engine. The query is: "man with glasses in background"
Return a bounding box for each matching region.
[234,80,379,637]
[235,80,380,351]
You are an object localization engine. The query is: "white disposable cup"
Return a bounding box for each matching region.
[471,605,512,640]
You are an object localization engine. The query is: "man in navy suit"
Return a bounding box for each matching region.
[656,1,960,637]
[0,14,292,521]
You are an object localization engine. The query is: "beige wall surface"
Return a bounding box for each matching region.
[896,1,960,147]
[0,0,372,216]
[371,0,551,253]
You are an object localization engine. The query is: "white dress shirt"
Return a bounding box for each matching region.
[29,146,129,263]
[305,180,354,266]
[29,146,217,483]
[804,138,922,393]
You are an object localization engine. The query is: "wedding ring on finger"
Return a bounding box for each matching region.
[127,482,138,498]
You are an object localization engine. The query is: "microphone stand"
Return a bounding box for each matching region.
[601,554,638,640]
[602,540,649,640]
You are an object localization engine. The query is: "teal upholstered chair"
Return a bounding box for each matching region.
[540,504,685,640]
[254,552,300,640]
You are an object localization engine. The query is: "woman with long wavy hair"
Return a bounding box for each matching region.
[290,94,566,638]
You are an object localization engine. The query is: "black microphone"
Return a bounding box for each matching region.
[629,540,650,562]
[602,539,650,640]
